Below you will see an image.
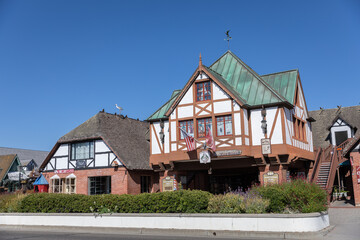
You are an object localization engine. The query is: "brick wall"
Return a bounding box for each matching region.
[43,167,130,195]
[350,152,360,206]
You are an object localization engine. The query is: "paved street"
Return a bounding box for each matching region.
[315,208,360,240]
[0,230,264,240]
[1,208,360,240]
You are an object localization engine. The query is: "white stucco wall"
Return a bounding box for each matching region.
[179,86,193,105]
[0,212,330,233]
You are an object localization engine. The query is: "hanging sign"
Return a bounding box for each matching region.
[356,166,360,184]
[261,138,271,155]
[200,150,211,164]
[263,171,279,185]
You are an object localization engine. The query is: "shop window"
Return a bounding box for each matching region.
[196,81,211,101]
[179,120,194,140]
[51,178,63,193]
[89,176,111,195]
[51,176,76,194]
[65,177,76,194]
[71,141,94,160]
[216,115,233,136]
[197,118,212,138]
[141,176,151,193]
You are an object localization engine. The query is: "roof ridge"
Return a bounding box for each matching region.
[226,51,287,103]
[261,69,299,77]
[99,111,145,122]
[310,105,360,112]
[0,147,48,153]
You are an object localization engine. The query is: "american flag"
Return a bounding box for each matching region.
[180,128,195,151]
[206,126,216,151]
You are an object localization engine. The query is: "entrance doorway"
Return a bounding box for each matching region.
[208,167,259,194]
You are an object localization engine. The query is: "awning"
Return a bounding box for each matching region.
[66,173,76,179]
[50,174,60,179]
[339,160,350,166]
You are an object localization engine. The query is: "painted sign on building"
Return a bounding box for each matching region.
[263,171,279,185]
[162,176,175,191]
[54,169,75,174]
[356,166,360,184]
[214,150,242,157]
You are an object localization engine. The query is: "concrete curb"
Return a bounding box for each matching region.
[0,224,335,239]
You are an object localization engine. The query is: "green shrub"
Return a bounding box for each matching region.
[18,190,211,213]
[207,192,268,214]
[253,179,327,213]
[243,192,270,214]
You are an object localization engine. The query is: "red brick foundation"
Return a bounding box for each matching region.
[43,167,128,195]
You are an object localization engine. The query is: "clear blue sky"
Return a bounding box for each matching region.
[0,0,359,151]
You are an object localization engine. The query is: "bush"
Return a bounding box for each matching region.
[253,179,327,213]
[18,190,212,213]
[207,192,269,214]
[0,193,27,212]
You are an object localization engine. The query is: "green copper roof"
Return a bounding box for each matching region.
[209,51,287,106]
[147,90,181,121]
[261,70,298,105]
[148,51,297,121]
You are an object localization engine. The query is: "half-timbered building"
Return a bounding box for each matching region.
[147,51,314,193]
[41,111,157,195]
[310,106,360,205]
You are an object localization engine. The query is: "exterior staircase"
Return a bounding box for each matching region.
[316,162,331,189]
[311,139,350,201]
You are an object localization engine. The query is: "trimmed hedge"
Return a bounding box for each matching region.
[253,179,327,213]
[2,181,327,214]
[18,190,212,213]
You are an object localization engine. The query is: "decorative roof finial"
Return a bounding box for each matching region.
[199,53,202,67]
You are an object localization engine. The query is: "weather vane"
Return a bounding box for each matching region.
[225,30,232,50]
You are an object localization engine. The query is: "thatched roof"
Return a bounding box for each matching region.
[42,112,151,170]
[309,106,360,148]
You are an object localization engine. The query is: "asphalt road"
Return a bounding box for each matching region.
[0,230,271,240]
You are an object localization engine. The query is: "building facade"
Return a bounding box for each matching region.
[310,106,360,205]
[148,51,315,193]
[41,111,158,195]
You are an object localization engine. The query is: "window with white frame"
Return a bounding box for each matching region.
[65,174,76,194]
[51,175,76,194]
[51,178,63,193]
[71,141,94,160]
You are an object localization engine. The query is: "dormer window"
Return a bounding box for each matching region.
[196,81,211,101]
